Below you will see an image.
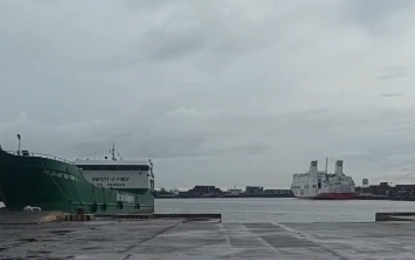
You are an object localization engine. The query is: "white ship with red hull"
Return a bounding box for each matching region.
[291,160,357,200]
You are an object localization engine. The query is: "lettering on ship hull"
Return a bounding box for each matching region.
[91,176,131,187]
[92,177,130,182]
[117,193,135,204]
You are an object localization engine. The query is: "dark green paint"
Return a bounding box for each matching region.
[0,149,154,214]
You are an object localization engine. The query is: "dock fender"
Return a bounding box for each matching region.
[136,203,140,209]
[102,203,107,210]
[91,202,98,213]
[118,201,123,209]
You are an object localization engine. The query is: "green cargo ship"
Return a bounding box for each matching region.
[0,142,155,214]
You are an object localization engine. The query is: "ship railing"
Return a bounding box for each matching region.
[5,150,75,165]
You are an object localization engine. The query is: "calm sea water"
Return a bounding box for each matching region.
[155,198,415,222]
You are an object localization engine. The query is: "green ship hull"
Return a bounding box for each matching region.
[0,148,154,214]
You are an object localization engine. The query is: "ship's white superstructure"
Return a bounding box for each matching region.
[291,160,356,200]
[74,143,155,192]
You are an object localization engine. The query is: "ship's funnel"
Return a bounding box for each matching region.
[310,160,318,175]
[335,160,343,174]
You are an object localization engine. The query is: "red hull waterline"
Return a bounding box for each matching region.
[296,192,357,200]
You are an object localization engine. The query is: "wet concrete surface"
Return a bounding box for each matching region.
[1,218,415,259]
[0,211,65,224]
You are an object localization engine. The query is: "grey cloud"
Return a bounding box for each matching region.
[342,0,414,35]
[377,66,410,80]
[379,93,404,97]
[1,0,415,188]
[141,27,207,63]
[400,164,413,173]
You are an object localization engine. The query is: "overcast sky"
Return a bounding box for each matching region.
[1,0,415,190]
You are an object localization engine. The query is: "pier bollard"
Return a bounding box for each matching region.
[77,208,84,221]
[77,208,85,215]
[63,207,95,221]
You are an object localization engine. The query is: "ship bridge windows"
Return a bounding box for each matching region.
[77,165,150,171]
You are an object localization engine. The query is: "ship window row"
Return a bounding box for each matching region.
[77,165,150,171]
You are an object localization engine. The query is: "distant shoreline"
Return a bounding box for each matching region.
[156,194,293,199]
[155,195,415,201]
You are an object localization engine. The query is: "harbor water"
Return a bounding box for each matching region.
[155,197,415,222]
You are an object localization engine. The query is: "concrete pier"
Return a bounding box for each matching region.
[0,211,66,224]
[1,217,415,259]
[375,212,415,221]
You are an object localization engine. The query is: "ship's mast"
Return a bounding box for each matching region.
[325,157,328,174]
[17,134,21,155]
[110,143,116,161]
[109,143,123,161]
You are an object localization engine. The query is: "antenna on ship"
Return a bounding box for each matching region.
[109,143,116,161]
[325,157,328,174]
[16,134,21,155]
[109,142,123,161]
[325,157,329,181]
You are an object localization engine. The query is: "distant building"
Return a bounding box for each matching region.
[395,184,415,192]
[394,184,415,198]
[184,185,222,195]
[355,181,415,200]
[263,189,292,194]
[356,182,393,196]
[227,188,243,194]
[245,186,263,194]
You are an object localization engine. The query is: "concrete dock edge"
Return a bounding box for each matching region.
[375,212,415,221]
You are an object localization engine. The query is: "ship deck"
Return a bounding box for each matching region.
[0,215,415,259]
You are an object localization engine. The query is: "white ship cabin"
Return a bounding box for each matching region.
[326,160,345,177]
[75,159,154,191]
[291,160,321,191]
[291,160,355,196]
[327,160,355,187]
